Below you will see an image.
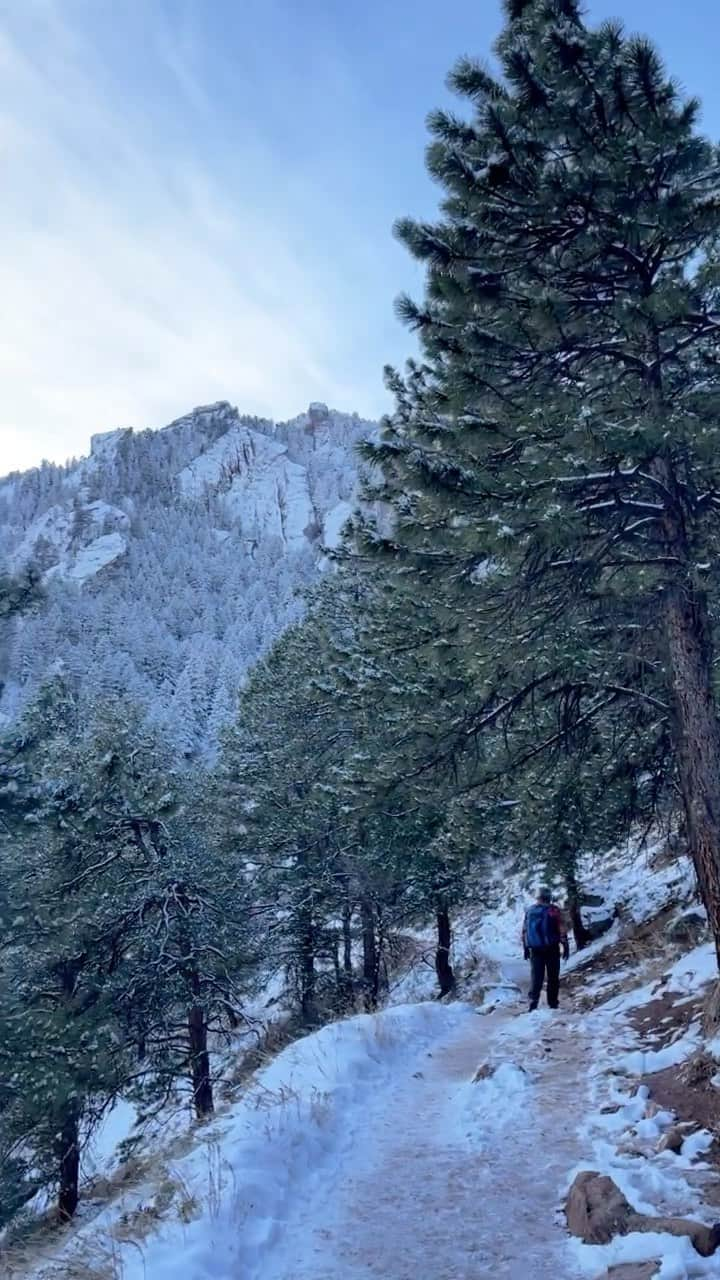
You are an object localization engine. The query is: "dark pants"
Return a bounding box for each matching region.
[528,945,561,1010]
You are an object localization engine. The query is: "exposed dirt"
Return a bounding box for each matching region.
[645,1052,720,1151]
[606,935,720,1193]
[629,990,704,1049]
[566,909,679,1014]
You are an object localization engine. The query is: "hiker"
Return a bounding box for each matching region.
[522,887,570,1011]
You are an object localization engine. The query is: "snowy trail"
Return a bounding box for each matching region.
[257,996,589,1280]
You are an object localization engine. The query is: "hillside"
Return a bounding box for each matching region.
[0,401,373,753]
[6,837,720,1280]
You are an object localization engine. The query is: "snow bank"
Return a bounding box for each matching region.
[36,1003,475,1280]
[83,1099,138,1178]
[588,837,693,926]
[666,944,717,997]
[618,1024,703,1077]
[454,1060,529,1151]
[571,1229,720,1278]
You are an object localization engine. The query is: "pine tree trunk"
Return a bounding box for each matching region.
[376,903,389,997]
[188,1004,214,1117]
[340,902,354,1007]
[564,867,590,951]
[299,909,317,1023]
[567,898,590,951]
[664,581,720,965]
[435,900,455,997]
[342,902,353,977]
[360,898,379,1010]
[56,1098,80,1222]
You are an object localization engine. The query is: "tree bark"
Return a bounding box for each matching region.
[376,903,389,996]
[360,898,379,1010]
[342,902,353,978]
[339,901,355,1007]
[188,1003,214,1117]
[56,1098,80,1222]
[564,867,590,951]
[435,900,456,997]
[567,897,590,951]
[664,580,720,966]
[298,907,317,1023]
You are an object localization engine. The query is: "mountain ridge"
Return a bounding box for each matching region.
[0,400,374,752]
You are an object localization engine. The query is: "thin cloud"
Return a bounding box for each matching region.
[0,1,388,474]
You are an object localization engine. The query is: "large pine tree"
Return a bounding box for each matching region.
[359,0,720,956]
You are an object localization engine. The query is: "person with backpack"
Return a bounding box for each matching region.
[522,887,570,1011]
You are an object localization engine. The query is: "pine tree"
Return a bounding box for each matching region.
[0,685,178,1219]
[357,0,720,958]
[218,573,474,1008]
[118,777,260,1121]
[219,612,358,1022]
[0,568,41,623]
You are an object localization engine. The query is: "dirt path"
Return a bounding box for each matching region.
[256,992,590,1280]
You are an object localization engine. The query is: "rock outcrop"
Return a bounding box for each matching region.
[566,1170,720,1257]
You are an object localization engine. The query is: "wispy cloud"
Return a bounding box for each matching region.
[0,0,392,473]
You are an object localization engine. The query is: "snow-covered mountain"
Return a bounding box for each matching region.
[0,401,373,752]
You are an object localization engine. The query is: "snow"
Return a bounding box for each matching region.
[176,425,285,498]
[177,424,316,549]
[24,997,597,1280]
[15,821,720,1280]
[571,1230,720,1278]
[33,1003,484,1280]
[83,1099,138,1178]
[666,944,718,996]
[234,1002,588,1280]
[58,531,127,581]
[321,499,353,550]
[682,1129,714,1160]
[0,400,371,749]
[581,836,694,928]
[90,428,132,458]
[9,500,129,581]
[563,888,720,1280]
[617,1024,703,1076]
[226,453,312,550]
[453,1059,530,1147]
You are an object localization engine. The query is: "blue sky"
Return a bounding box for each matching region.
[2,0,720,472]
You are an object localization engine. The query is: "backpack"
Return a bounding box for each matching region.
[525,903,561,948]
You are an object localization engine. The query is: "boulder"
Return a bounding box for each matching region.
[566,1171,720,1256]
[656,1124,689,1154]
[566,1172,634,1245]
[585,914,616,942]
[665,911,707,946]
[656,1218,720,1258]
